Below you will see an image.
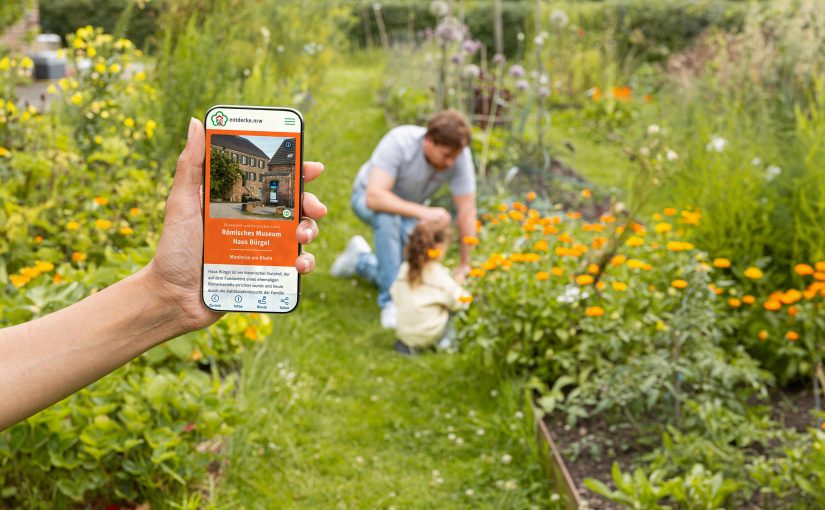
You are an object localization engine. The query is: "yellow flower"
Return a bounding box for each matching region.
[742,295,756,305]
[534,240,549,252]
[713,258,731,268]
[10,274,31,288]
[123,117,135,128]
[191,350,203,361]
[469,268,486,277]
[596,281,606,290]
[535,271,550,281]
[728,298,741,308]
[458,294,474,304]
[780,289,802,305]
[34,260,54,272]
[21,267,41,279]
[611,255,626,266]
[744,267,763,280]
[626,259,645,269]
[680,209,701,225]
[95,219,113,229]
[94,61,107,74]
[508,210,524,222]
[816,261,825,272]
[654,222,673,234]
[625,236,644,247]
[119,226,134,235]
[70,93,83,105]
[612,281,627,292]
[576,274,594,286]
[763,299,781,311]
[522,253,541,263]
[0,147,9,157]
[34,236,43,244]
[666,241,694,251]
[94,196,108,206]
[135,71,146,81]
[757,330,768,341]
[587,263,599,274]
[66,221,80,230]
[526,191,537,202]
[581,188,592,199]
[94,135,103,145]
[427,248,441,259]
[109,63,122,74]
[585,306,605,317]
[551,267,564,277]
[71,252,87,262]
[671,279,688,289]
[46,84,58,95]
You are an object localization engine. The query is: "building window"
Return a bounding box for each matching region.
[240,155,247,165]
[250,173,256,182]
[261,159,265,167]
[231,152,238,162]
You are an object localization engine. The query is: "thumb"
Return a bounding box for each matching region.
[173,118,205,190]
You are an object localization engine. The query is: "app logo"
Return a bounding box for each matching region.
[210,111,227,127]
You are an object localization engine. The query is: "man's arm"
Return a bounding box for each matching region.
[454,192,477,278]
[366,166,450,226]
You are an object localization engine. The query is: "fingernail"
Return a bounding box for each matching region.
[302,258,310,272]
[305,228,315,242]
[187,117,197,141]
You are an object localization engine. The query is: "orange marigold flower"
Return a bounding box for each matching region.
[475,220,482,232]
[34,235,43,244]
[576,274,594,286]
[728,298,741,308]
[611,254,626,266]
[512,202,527,213]
[763,299,782,311]
[463,235,480,246]
[626,259,645,269]
[498,203,508,212]
[566,211,582,220]
[458,294,474,304]
[534,240,549,252]
[94,196,108,206]
[244,326,258,340]
[508,210,525,222]
[543,225,559,235]
[558,233,573,244]
[742,295,756,305]
[427,248,442,259]
[757,330,768,341]
[585,306,605,317]
[71,252,87,262]
[53,273,63,284]
[551,267,564,277]
[713,258,731,268]
[482,261,497,271]
[130,207,141,216]
[630,222,646,234]
[612,281,627,292]
[522,223,537,233]
[625,236,644,247]
[667,241,694,251]
[587,263,599,275]
[95,219,113,229]
[744,267,764,280]
[581,188,592,199]
[592,236,607,250]
[469,268,486,277]
[680,209,701,226]
[671,279,688,289]
[191,349,203,361]
[787,306,798,317]
[522,253,541,263]
[795,264,814,276]
[535,271,550,281]
[785,331,799,341]
[780,289,802,305]
[600,214,616,223]
[814,272,825,281]
[526,191,537,202]
[34,260,54,272]
[119,226,134,235]
[814,261,825,271]
[10,274,30,288]
[596,281,606,290]
[527,210,540,220]
[663,207,677,216]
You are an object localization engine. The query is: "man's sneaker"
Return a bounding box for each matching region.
[330,235,371,278]
[380,302,397,329]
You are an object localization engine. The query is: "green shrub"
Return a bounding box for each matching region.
[39,0,161,49]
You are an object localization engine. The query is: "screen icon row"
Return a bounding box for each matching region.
[206,293,295,312]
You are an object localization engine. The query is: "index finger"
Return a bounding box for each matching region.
[304,162,324,184]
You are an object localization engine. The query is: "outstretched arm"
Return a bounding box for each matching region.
[0,118,327,430]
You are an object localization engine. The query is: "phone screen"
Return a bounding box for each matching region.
[201,105,303,313]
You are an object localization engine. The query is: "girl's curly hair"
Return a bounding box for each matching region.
[404,222,449,286]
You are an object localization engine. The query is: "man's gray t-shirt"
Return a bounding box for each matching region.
[353,125,476,204]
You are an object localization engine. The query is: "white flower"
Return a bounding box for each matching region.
[448,433,456,441]
[706,135,727,152]
[639,147,650,157]
[463,64,481,79]
[549,9,569,28]
[476,428,486,436]
[515,411,524,419]
[752,157,762,166]
[666,149,679,161]
[501,453,512,464]
[517,32,525,41]
[534,35,545,47]
[557,284,589,303]
[766,165,782,181]
[430,0,449,17]
[647,124,660,135]
[489,389,499,397]
[465,488,475,497]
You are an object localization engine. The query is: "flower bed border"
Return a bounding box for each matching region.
[530,402,583,510]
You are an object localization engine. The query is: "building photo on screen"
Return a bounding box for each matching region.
[208,134,297,221]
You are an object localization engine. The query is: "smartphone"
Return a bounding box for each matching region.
[201,105,303,313]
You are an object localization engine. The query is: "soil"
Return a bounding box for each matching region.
[542,385,820,509]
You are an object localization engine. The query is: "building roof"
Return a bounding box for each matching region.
[211,135,269,160]
[268,138,297,166]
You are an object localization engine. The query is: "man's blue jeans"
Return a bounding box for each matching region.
[350,188,417,308]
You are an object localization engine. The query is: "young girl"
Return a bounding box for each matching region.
[390,223,470,355]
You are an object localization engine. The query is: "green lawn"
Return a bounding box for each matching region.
[211,55,560,509]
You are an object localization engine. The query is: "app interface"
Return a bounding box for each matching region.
[202,107,301,313]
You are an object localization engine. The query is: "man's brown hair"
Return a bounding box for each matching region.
[425,109,472,149]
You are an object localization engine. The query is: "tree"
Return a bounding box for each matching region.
[209,148,241,200]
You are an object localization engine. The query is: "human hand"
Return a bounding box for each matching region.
[145,118,327,333]
[454,262,471,284]
[419,206,451,228]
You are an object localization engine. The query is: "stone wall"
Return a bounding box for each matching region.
[0,4,39,52]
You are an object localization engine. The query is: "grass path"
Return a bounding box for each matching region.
[211,55,559,510]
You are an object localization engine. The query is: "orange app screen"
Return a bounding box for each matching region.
[202,127,301,313]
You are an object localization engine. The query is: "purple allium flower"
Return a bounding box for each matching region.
[435,17,465,44]
[451,53,464,65]
[463,64,481,79]
[516,79,529,91]
[430,0,449,17]
[493,53,506,66]
[462,39,482,55]
[538,86,550,98]
[509,64,526,78]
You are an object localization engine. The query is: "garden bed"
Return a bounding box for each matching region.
[535,385,819,509]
